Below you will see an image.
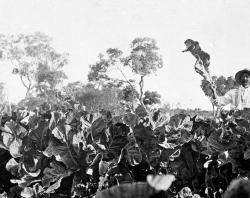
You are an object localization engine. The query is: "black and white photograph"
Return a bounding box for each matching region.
[0,0,250,197]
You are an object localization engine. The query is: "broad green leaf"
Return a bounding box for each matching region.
[134,105,148,118]
[5,120,27,137]
[207,130,236,152]
[5,158,19,177]
[152,111,170,129]
[51,123,72,143]
[20,187,34,198]
[45,177,63,194]
[0,192,8,198]
[43,138,79,170]
[11,175,41,188]
[244,148,250,160]
[125,142,142,166]
[112,115,123,125]
[160,147,180,162]
[99,160,112,176]
[42,161,72,188]
[8,138,22,158]
[21,183,44,198]
[169,114,190,129]
[133,124,157,155]
[123,113,139,128]
[2,121,26,157]
[95,182,153,198]
[109,123,130,138]
[90,117,107,141]
[49,111,62,130]
[103,136,128,161]
[28,120,50,150]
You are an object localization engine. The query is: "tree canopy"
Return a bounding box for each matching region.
[0,32,68,97]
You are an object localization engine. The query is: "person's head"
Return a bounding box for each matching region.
[235,69,250,88]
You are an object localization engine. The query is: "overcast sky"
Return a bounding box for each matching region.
[0,0,249,110]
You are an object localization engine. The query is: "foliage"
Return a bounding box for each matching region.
[201,75,237,115]
[118,85,139,103]
[88,49,127,89]
[143,91,161,106]
[124,37,163,76]
[0,32,68,97]
[0,96,249,198]
[73,86,122,114]
[124,37,163,104]
[88,37,163,109]
[0,83,13,115]
[0,35,248,198]
[201,75,237,99]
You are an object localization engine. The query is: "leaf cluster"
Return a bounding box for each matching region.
[1,102,250,198]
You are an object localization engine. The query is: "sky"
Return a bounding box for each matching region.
[0,0,250,110]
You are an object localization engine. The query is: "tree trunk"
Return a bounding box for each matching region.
[20,75,32,98]
[212,103,215,117]
[139,75,144,105]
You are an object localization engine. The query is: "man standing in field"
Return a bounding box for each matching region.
[214,69,250,110]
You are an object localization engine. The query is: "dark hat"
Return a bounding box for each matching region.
[235,68,250,84]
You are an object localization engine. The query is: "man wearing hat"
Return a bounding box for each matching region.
[214,68,250,110]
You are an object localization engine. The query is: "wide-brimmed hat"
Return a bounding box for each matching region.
[235,68,250,84]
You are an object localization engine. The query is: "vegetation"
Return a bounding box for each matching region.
[0,33,248,198]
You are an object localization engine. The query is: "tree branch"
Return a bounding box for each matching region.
[20,75,29,90]
[26,73,32,90]
[115,67,134,89]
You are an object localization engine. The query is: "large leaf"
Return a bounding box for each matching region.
[22,150,38,173]
[22,150,50,176]
[99,159,112,176]
[0,192,8,198]
[244,148,250,160]
[42,160,72,191]
[49,111,62,130]
[123,113,140,128]
[160,146,180,162]
[1,121,27,157]
[151,110,170,129]
[11,174,41,188]
[148,147,161,167]
[233,108,250,121]
[43,138,79,170]
[133,124,154,140]
[5,158,19,177]
[90,117,107,141]
[28,120,50,150]
[5,120,27,138]
[133,123,157,155]
[134,105,148,118]
[51,123,73,143]
[21,113,40,131]
[20,187,35,198]
[95,182,154,198]
[125,141,142,166]
[109,123,130,138]
[101,123,130,161]
[21,183,44,198]
[103,135,128,161]
[8,138,23,158]
[207,130,236,153]
[169,114,192,131]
